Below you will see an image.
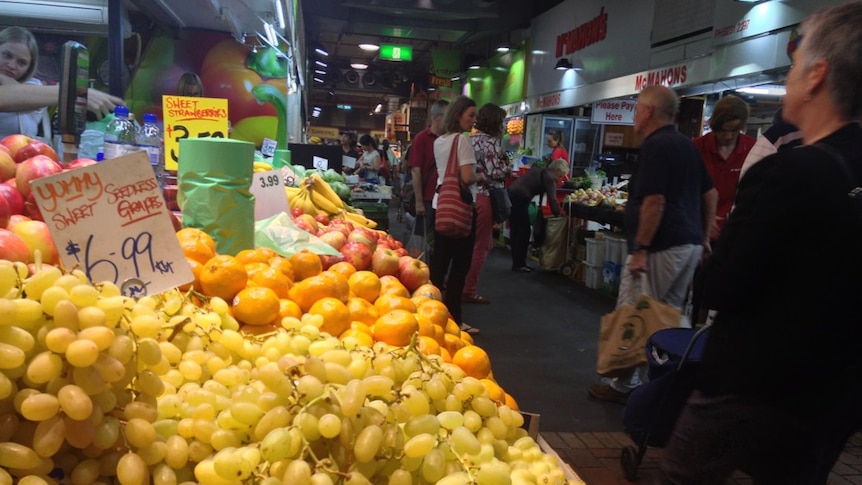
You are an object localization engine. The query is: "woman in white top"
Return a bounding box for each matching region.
[430,95,485,333]
[0,27,124,139]
[357,133,382,183]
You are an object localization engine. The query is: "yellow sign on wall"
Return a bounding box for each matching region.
[162,95,230,170]
[308,126,340,139]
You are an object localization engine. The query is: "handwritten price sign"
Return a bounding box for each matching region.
[30,151,193,298]
[250,169,290,221]
[162,95,230,171]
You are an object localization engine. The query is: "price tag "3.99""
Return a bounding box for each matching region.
[250,169,291,221]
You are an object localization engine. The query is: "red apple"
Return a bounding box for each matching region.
[319,230,347,251]
[398,256,431,292]
[0,193,9,229]
[10,220,58,264]
[394,247,407,257]
[314,213,330,226]
[16,140,59,164]
[66,158,98,170]
[340,241,373,270]
[0,145,10,156]
[0,183,24,215]
[294,213,319,234]
[16,155,64,199]
[7,214,31,230]
[326,222,352,239]
[0,228,30,262]
[371,247,401,277]
[290,207,304,218]
[348,227,378,249]
[0,134,32,162]
[319,254,344,270]
[0,150,15,182]
[23,192,43,222]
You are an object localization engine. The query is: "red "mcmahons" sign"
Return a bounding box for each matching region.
[634,65,688,91]
[555,7,608,57]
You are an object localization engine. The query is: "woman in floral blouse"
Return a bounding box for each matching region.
[463,103,511,304]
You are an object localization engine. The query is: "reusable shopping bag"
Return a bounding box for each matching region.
[597,294,682,378]
[435,136,473,238]
[489,185,512,223]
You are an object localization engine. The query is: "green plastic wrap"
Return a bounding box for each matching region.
[254,212,341,258]
[178,138,255,255]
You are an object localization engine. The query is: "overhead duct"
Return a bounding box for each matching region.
[0,0,108,24]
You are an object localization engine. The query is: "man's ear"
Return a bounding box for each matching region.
[806,59,829,97]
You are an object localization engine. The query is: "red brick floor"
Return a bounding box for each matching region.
[542,431,862,484]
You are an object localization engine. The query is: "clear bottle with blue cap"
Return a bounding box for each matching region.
[137,113,164,189]
[103,105,137,160]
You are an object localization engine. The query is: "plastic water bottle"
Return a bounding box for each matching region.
[103,106,137,160]
[137,113,164,188]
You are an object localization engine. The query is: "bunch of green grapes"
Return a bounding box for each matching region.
[1,262,582,485]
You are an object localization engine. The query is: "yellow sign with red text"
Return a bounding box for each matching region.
[162,95,230,170]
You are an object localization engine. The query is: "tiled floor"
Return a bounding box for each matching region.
[542,431,862,484]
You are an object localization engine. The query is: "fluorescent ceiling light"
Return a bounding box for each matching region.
[315,46,329,56]
[468,63,481,70]
[315,60,327,68]
[0,0,108,24]
[351,62,368,70]
[738,85,786,95]
[497,43,510,53]
[314,69,326,75]
[359,43,380,52]
[273,0,285,29]
[451,75,461,81]
[313,77,325,83]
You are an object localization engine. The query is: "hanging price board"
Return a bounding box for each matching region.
[30,151,194,298]
[162,95,229,171]
[251,169,291,221]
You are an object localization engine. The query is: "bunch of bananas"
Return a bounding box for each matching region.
[286,173,378,228]
[253,161,273,173]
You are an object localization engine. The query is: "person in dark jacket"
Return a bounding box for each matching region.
[506,158,568,272]
[660,3,862,482]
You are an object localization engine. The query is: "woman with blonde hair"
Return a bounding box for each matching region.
[177,72,204,97]
[0,26,123,138]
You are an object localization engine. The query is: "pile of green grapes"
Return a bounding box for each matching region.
[0,261,584,485]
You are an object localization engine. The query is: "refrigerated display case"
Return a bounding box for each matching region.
[524,114,599,175]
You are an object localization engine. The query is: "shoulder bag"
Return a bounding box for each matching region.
[435,136,474,238]
[489,185,512,223]
[531,171,548,247]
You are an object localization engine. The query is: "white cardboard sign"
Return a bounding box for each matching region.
[30,151,193,298]
[251,169,291,221]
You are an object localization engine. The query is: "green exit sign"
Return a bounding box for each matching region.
[379,44,413,61]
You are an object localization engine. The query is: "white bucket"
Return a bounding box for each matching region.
[584,238,606,266]
[604,235,627,265]
[585,263,603,289]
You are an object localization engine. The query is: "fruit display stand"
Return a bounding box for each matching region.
[0,147,586,484]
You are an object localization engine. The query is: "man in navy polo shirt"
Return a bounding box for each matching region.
[589,85,717,404]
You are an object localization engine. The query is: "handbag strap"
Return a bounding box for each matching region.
[444,135,460,177]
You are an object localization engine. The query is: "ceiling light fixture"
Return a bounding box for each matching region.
[374,103,383,113]
[468,63,481,70]
[314,45,329,57]
[314,69,326,75]
[273,0,285,29]
[359,43,380,52]
[497,42,510,53]
[555,58,573,70]
[350,61,368,70]
[313,77,325,83]
[451,75,461,81]
[315,60,327,68]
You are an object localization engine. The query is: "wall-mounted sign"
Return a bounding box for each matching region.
[307,126,340,139]
[162,95,229,171]
[429,75,453,88]
[555,7,608,57]
[337,104,352,110]
[604,132,624,147]
[31,152,193,297]
[380,44,413,61]
[592,99,635,125]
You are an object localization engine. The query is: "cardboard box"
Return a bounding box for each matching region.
[520,411,541,440]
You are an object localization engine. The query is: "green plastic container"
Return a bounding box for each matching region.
[353,202,390,231]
